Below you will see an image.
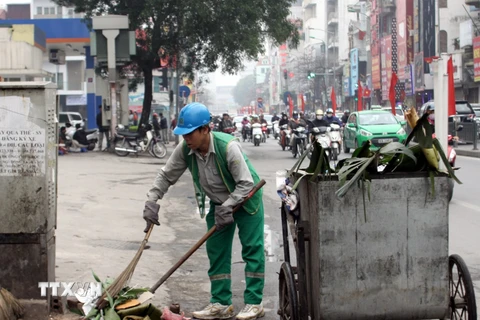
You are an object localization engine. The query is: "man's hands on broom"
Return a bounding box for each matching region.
[143,201,160,232]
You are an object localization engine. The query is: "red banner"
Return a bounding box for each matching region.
[331,87,337,115]
[357,81,363,112]
[389,72,398,115]
[447,57,456,117]
[474,36,480,82]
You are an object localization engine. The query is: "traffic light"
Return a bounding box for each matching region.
[307,71,316,79]
[354,89,358,101]
[284,69,288,80]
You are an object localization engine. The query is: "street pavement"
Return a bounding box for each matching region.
[50,135,479,319]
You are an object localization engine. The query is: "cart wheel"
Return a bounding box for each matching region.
[278,262,299,320]
[448,254,477,320]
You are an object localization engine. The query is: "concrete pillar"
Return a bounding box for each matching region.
[85,46,96,129]
[119,78,129,125]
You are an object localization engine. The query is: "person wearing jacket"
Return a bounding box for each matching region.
[325,108,343,125]
[143,103,265,320]
[96,105,110,150]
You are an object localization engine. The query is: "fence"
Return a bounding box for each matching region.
[448,121,478,150]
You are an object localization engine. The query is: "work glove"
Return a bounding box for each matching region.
[214,205,234,231]
[143,201,160,233]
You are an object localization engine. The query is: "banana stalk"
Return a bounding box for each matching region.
[404,107,439,170]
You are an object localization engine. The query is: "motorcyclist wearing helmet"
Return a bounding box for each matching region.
[144,102,265,320]
[152,112,161,137]
[341,109,350,124]
[279,113,289,126]
[288,111,308,147]
[426,105,435,132]
[325,108,343,125]
[271,112,280,122]
[311,109,330,128]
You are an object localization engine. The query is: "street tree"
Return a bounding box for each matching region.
[53,0,299,127]
[232,74,257,107]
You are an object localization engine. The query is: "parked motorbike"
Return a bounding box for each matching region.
[114,124,167,158]
[272,121,280,140]
[327,122,342,161]
[307,126,331,160]
[279,124,290,151]
[252,123,263,146]
[291,126,308,158]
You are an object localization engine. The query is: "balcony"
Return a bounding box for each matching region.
[466,0,480,8]
[327,12,338,26]
[328,37,339,49]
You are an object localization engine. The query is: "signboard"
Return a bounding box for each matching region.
[404,64,414,95]
[372,55,381,89]
[0,97,46,176]
[474,36,480,82]
[66,95,87,106]
[350,48,359,96]
[343,78,350,97]
[381,36,392,101]
[414,52,424,91]
[396,0,414,80]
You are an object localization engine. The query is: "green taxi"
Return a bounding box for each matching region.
[343,110,408,152]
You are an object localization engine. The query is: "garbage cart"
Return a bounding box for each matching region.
[278,172,477,320]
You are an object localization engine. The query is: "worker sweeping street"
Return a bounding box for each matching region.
[143,102,265,320]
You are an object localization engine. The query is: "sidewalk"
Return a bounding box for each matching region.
[455,144,480,158]
[43,149,210,319]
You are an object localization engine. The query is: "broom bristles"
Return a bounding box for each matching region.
[96,238,149,310]
[0,287,24,319]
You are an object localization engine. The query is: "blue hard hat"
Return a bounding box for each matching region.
[173,102,211,135]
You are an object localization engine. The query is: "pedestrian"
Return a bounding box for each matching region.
[159,113,169,144]
[143,102,265,320]
[96,105,110,150]
[152,113,161,138]
[170,114,177,140]
[133,111,139,126]
[128,110,134,126]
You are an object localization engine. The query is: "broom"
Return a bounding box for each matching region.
[96,179,266,311]
[0,286,24,320]
[95,225,154,310]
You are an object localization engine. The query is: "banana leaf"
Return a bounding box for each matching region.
[352,140,373,158]
[336,157,375,198]
[432,138,462,184]
[383,144,427,173]
[378,142,416,163]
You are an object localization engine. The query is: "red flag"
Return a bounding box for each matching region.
[389,72,398,116]
[299,94,305,112]
[357,80,363,111]
[331,87,337,115]
[447,57,456,117]
[288,94,294,117]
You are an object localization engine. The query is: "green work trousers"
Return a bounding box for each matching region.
[205,201,265,306]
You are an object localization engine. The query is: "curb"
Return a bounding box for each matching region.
[456,149,480,158]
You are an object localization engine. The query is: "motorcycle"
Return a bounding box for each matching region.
[261,123,268,143]
[252,123,263,146]
[242,123,251,142]
[291,126,308,158]
[114,124,167,158]
[279,124,290,151]
[272,121,280,140]
[327,122,342,161]
[223,126,236,136]
[307,126,331,160]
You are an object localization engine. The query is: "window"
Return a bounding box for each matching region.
[67,8,74,17]
[59,114,69,123]
[57,6,62,15]
[50,7,55,14]
[43,7,49,14]
[36,6,42,15]
[439,30,448,53]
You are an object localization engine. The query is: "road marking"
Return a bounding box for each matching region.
[452,200,480,213]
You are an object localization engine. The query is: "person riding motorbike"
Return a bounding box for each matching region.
[325,108,343,125]
[279,113,289,127]
[241,117,250,141]
[288,111,307,148]
[271,112,280,122]
[311,109,330,128]
[218,113,235,134]
[341,109,350,124]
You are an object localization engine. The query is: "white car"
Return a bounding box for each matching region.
[381,106,404,121]
[58,112,86,128]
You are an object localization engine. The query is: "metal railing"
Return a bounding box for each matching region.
[448,121,478,150]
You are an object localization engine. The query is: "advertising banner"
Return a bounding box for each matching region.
[372,55,381,90]
[350,48,359,96]
[381,36,392,101]
[474,36,480,82]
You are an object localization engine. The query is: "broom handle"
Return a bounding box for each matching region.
[149,179,266,293]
